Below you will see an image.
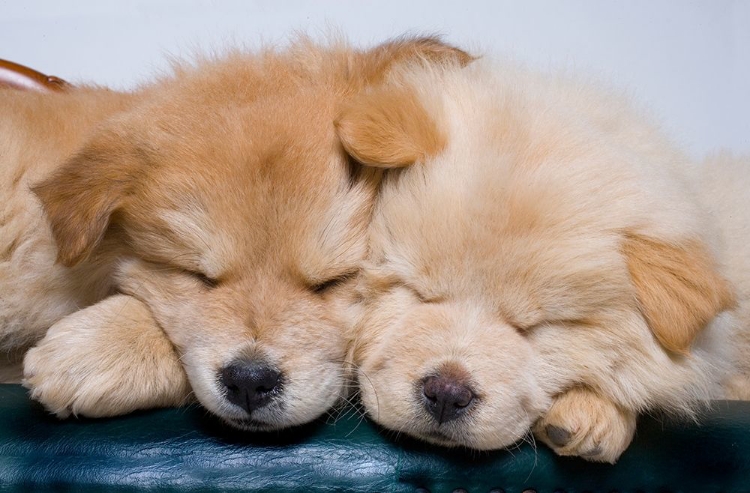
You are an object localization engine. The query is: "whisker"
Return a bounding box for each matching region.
[356,368,380,423]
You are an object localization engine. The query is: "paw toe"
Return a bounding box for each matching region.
[545,425,572,447]
[581,445,603,458]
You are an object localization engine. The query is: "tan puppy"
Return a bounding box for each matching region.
[1,37,471,429]
[338,59,747,462]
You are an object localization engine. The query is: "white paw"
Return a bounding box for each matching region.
[23,294,191,418]
[533,387,636,463]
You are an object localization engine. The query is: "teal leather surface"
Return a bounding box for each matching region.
[0,384,748,492]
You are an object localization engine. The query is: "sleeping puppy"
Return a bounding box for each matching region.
[1,37,471,429]
[337,58,746,462]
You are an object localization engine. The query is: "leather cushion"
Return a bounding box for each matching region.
[0,385,747,492]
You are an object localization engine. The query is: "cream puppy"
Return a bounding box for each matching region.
[337,59,745,462]
[1,37,471,429]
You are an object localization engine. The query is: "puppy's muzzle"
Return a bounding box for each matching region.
[220,359,283,414]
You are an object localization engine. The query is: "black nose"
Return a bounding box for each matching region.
[421,373,475,424]
[220,361,282,414]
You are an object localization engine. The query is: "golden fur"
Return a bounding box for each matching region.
[336,85,447,167]
[341,59,748,463]
[1,36,470,429]
[622,233,734,354]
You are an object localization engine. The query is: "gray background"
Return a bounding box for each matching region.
[1,0,747,158]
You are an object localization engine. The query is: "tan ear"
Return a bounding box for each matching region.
[622,233,735,354]
[336,36,472,168]
[33,130,141,266]
[357,35,475,85]
[336,86,444,168]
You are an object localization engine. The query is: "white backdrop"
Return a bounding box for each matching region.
[1,0,747,158]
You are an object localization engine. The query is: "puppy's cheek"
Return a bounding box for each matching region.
[462,391,546,450]
[177,347,236,418]
[472,365,550,450]
[354,312,440,429]
[272,333,349,424]
[357,359,419,430]
[357,378,378,416]
[357,369,384,421]
[281,361,346,425]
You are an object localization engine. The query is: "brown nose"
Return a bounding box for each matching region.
[421,373,475,424]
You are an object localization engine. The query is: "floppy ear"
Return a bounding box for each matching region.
[622,233,735,354]
[33,129,141,267]
[357,35,474,84]
[336,36,472,168]
[336,85,444,168]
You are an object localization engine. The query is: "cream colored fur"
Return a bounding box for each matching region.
[690,152,750,398]
[342,59,748,463]
[24,295,190,417]
[1,37,471,429]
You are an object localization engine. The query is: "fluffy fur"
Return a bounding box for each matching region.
[1,37,471,429]
[340,59,748,462]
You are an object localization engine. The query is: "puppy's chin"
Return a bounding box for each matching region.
[412,422,532,451]
[225,419,278,432]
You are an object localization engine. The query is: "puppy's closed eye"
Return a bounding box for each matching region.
[184,269,220,289]
[405,284,444,304]
[309,272,357,295]
[363,269,444,304]
[509,317,594,333]
[137,259,221,290]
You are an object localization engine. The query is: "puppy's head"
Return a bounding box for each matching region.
[338,63,734,449]
[33,37,472,430]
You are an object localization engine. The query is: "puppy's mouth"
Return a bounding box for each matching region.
[215,398,289,431]
[422,428,457,444]
[225,415,282,432]
[412,425,517,450]
[415,424,469,447]
[217,401,288,431]
[409,416,533,451]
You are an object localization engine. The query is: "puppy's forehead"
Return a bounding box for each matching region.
[126,75,366,277]
[376,194,630,325]
[371,106,640,322]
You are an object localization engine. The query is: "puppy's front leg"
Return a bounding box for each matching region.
[533,387,636,463]
[23,294,191,418]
